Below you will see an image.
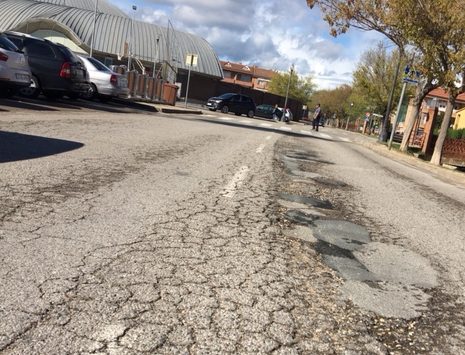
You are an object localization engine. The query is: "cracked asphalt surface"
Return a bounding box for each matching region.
[1,105,465,354]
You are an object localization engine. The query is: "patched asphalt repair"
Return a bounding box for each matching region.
[278,149,439,320]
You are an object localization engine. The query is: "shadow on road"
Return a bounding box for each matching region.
[0,96,158,114]
[0,131,84,163]
[0,99,59,111]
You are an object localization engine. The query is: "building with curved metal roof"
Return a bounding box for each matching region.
[0,0,223,79]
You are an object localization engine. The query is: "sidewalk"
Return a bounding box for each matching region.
[339,128,465,187]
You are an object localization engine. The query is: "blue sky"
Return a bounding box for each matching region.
[109,0,385,90]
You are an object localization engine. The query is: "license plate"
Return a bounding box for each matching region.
[15,73,30,81]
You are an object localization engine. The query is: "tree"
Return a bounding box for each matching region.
[310,84,352,120]
[390,0,465,164]
[268,70,315,104]
[306,0,408,141]
[352,43,406,118]
[307,0,465,165]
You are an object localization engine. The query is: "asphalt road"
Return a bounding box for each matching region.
[1,101,465,354]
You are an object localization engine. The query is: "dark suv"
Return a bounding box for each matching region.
[206,93,256,117]
[5,31,89,99]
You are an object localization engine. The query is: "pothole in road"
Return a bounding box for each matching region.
[283,151,334,165]
[308,219,437,320]
[276,138,463,352]
[313,220,370,251]
[278,192,333,210]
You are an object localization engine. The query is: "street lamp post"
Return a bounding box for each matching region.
[89,0,98,57]
[127,5,137,71]
[284,64,294,110]
[153,37,159,78]
[346,102,354,130]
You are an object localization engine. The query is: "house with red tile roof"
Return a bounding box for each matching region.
[220,61,277,92]
[423,88,465,114]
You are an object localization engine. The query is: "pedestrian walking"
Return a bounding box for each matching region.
[312,103,321,131]
[284,107,292,123]
[272,104,283,121]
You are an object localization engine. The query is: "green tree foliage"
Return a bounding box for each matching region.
[307,0,464,165]
[306,0,409,141]
[352,43,405,117]
[268,70,315,104]
[306,0,405,48]
[310,84,353,119]
[390,0,465,164]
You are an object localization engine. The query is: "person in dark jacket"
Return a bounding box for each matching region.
[272,104,283,121]
[312,103,321,131]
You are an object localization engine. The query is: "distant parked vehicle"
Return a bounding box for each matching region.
[4,31,89,99]
[255,104,275,119]
[206,93,256,118]
[77,55,128,101]
[0,33,31,97]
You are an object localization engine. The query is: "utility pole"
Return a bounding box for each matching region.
[388,80,407,150]
[284,64,294,109]
[89,0,98,57]
[127,5,137,71]
[380,52,402,142]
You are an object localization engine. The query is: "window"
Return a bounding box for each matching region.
[104,57,113,67]
[25,40,55,58]
[0,35,19,51]
[223,70,233,79]
[237,73,252,82]
[88,57,111,72]
[5,36,22,50]
[55,45,77,61]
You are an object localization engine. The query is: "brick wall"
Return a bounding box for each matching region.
[442,138,465,167]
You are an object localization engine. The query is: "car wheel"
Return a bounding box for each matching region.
[221,105,229,114]
[247,110,254,118]
[19,75,40,98]
[83,84,97,100]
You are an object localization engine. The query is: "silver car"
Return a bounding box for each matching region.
[0,33,31,97]
[77,55,128,100]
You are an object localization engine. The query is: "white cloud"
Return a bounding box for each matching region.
[115,0,385,89]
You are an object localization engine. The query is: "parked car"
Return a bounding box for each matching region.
[206,93,256,118]
[0,33,31,97]
[255,104,275,119]
[77,55,128,101]
[4,31,89,99]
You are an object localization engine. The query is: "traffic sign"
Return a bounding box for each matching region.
[185,54,198,67]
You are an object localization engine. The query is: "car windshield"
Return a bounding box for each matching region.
[87,57,112,72]
[217,93,235,99]
[0,35,19,52]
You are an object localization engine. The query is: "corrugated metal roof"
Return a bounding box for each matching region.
[32,0,128,18]
[0,0,223,78]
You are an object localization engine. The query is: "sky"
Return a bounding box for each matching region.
[109,0,385,90]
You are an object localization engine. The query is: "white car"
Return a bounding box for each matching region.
[0,33,31,97]
[77,55,128,101]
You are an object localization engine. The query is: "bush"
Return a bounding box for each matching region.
[447,128,465,139]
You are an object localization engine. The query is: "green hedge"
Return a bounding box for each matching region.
[447,128,465,139]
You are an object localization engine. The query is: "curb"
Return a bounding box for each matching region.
[161,108,203,114]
